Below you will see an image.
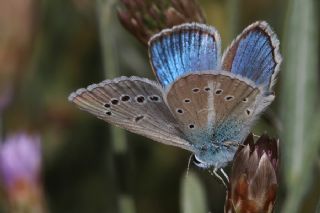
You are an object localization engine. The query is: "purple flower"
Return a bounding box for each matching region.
[0,132,46,212]
[0,133,41,190]
[225,133,279,213]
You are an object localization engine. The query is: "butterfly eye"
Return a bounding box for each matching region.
[191,155,201,165]
[104,103,111,108]
[204,87,211,91]
[106,111,112,116]
[242,97,248,102]
[246,109,252,116]
[191,155,208,168]
[184,99,191,103]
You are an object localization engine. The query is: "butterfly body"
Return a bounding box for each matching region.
[69,21,281,169]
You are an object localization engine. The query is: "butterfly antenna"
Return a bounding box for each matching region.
[186,154,193,177]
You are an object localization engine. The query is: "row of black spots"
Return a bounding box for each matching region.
[104,110,145,123]
[136,95,161,103]
[185,86,250,107]
[104,98,120,108]
[103,94,161,108]
[191,86,226,95]
[245,109,252,116]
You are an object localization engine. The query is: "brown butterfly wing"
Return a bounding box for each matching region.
[165,72,274,144]
[69,76,194,152]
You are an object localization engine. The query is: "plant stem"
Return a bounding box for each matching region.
[280,0,319,211]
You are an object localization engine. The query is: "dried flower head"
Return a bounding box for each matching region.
[117,0,206,45]
[225,133,279,213]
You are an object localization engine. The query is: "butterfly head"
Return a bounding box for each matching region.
[191,154,209,168]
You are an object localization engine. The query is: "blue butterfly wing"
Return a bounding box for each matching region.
[222,21,282,90]
[149,23,221,88]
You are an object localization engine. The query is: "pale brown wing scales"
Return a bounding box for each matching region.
[165,72,263,135]
[69,76,194,151]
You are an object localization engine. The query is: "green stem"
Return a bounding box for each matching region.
[280,0,319,211]
[227,0,240,41]
[96,1,134,213]
[96,0,127,153]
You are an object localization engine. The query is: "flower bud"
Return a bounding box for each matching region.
[117,0,206,45]
[225,133,279,213]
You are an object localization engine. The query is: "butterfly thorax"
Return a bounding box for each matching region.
[194,144,238,169]
[187,119,248,168]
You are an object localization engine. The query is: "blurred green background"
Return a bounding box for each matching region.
[0,0,319,212]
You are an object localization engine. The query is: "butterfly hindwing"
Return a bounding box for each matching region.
[68,76,194,151]
[148,23,221,88]
[165,72,274,145]
[222,21,282,90]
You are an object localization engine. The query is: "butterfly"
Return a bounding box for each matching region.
[68,21,282,170]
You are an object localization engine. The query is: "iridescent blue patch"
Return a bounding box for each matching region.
[230,30,276,87]
[149,23,220,88]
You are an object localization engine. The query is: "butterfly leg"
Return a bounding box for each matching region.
[211,168,227,188]
[220,168,229,182]
[252,133,261,139]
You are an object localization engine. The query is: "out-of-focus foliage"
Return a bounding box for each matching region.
[280,0,319,212]
[0,0,318,212]
[0,0,37,121]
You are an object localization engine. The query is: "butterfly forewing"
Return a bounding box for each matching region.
[222,21,282,90]
[69,76,194,151]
